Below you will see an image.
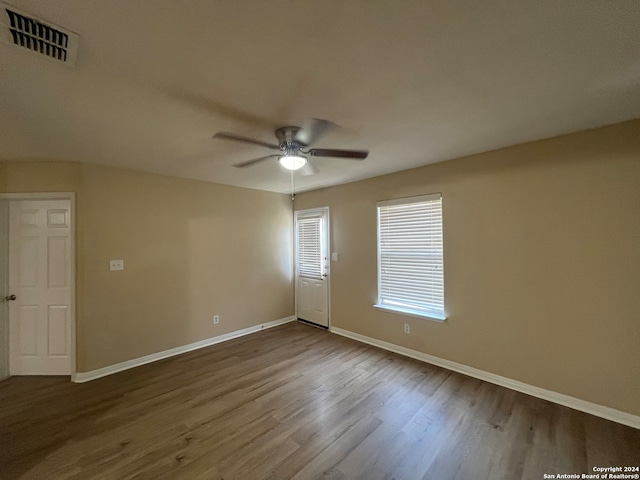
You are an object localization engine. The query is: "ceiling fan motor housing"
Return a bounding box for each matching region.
[275,126,302,149]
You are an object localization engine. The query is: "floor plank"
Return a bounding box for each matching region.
[1,322,638,479]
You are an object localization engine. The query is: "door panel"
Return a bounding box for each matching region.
[298,279,313,321]
[48,305,69,356]
[19,306,38,355]
[295,208,329,328]
[19,237,38,287]
[47,209,69,228]
[313,283,325,312]
[47,236,69,287]
[9,200,72,375]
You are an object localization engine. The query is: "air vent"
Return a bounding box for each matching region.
[0,2,79,66]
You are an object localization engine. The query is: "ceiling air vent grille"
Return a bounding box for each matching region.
[0,2,79,66]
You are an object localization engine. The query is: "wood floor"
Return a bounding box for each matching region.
[1,322,638,480]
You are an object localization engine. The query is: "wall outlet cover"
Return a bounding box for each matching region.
[109,259,124,271]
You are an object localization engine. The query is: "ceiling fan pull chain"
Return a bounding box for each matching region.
[291,169,295,201]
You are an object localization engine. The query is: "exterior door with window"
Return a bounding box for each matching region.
[295,208,329,328]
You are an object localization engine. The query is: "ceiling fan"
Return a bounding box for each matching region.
[212,118,368,173]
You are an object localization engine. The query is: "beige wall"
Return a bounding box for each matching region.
[0,162,294,372]
[295,120,640,416]
[79,164,293,371]
[0,161,82,193]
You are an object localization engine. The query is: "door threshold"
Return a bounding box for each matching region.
[297,318,329,330]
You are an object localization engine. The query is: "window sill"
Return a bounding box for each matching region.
[373,304,447,323]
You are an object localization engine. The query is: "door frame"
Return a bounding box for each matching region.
[0,192,76,379]
[294,206,331,329]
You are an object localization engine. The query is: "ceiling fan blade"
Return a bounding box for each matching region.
[299,161,319,176]
[233,155,279,168]
[294,118,336,146]
[308,148,369,159]
[213,132,280,150]
[167,88,275,130]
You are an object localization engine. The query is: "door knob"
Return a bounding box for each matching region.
[4,294,16,301]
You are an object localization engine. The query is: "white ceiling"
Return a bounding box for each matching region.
[1,1,639,193]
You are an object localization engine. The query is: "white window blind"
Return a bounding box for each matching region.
[296,216,323,278]
[376,194,445,320]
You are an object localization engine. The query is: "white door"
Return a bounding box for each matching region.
[295,208,329,328]
[9,200,72,375]
[0,200,9,380]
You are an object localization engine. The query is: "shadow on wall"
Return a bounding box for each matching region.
[183,192,294,341]
[80,165,294,372]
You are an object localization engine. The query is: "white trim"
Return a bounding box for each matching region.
[73,315,296,383]
[0,192,76,201]
[330,326,640,430]
[377,193,442,208]
[1,192,76,379]
[373,303,446,322]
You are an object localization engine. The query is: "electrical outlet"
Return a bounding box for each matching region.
[109,259,124,271]
[404,323,410,334]
[213,314,220,324]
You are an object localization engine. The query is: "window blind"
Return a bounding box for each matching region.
[377,194,444,319]
[296,216,323,278]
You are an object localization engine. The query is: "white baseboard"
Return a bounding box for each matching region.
[330,326,640,430]
[73,316,296,383]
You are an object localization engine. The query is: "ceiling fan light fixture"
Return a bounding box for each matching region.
[279,154,307,170]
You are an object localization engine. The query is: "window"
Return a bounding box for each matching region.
[375,194,445,321]
[296,215,323,278]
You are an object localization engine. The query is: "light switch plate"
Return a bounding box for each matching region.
[110,259,124,271]
[331,252,339,262]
